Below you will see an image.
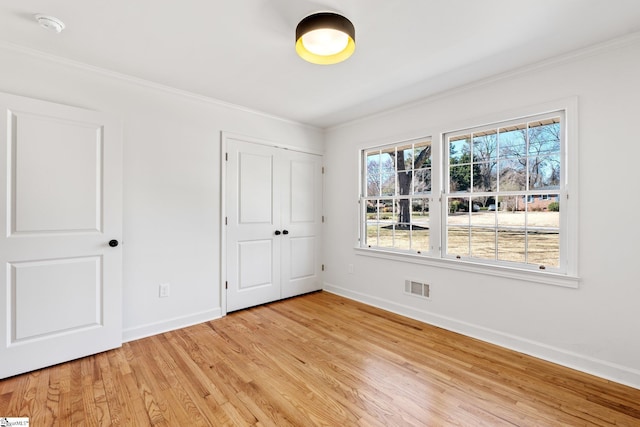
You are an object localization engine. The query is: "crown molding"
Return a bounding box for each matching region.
[0,40,321,132]
[328,31,640,132]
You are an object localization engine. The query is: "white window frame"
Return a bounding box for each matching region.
[357,98,579,288]
[442,111,565,271]
[361,138,435,256]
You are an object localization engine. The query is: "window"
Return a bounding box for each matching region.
[363,139,432,254]
[445,113,562,270]
[360,107,575,282]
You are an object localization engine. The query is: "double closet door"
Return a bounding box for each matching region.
[225,136,322,312]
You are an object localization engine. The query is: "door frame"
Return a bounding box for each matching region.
[220,132,323,316]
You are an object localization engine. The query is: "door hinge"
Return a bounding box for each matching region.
[322,215,325,223]
[225,152,228,161]
[225,281,228,290]
[322,166,325,174]
[322,264,325,271]
[225,217,228,225]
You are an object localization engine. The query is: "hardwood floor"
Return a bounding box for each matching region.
[1,291,639,426]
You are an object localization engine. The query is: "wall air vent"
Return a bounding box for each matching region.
[405,280,430,299]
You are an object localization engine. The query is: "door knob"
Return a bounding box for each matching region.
[274,230,281,236]
[108,239,119,247]
[282,230,289,235]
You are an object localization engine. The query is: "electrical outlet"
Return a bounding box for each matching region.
[159,283,170,298]
[348,264,354,274]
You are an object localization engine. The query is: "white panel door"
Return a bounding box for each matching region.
[225,136,322,312]
[280,150,323,299]
[0,92,122,379]
[226,139,281,312]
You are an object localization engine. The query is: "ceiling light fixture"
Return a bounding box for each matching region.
[34,14,65,33]
[295,12,355,65]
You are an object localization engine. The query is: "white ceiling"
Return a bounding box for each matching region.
[1,1,640,128]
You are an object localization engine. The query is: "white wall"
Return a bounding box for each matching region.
[0,45,324,341]
[323,35,640,389]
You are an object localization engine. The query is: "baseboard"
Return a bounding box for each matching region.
[122,308,222,343]
[323,282,640,390]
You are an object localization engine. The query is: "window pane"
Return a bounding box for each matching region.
[376,225,392,248]
[498,158,526,191]
[527,194,560,267]
[381,170,396,196]
[366,199,380,220]
[448,197,471,218]
[473,162,497,192]
[414,168,431,194]
[396,198,411,224]
[365,199,380,247]
[471,228,496,260]
[397,170,412,195]
[412,225,429,253]
[450,165,471,192]
[527,232,559,268]
[411,198,430,252]
[450,135,471,162]
[395,228,411,251]
[448,227,470,257]
[498,229,526,263]
[473,131,498,162]
[496,196,526,262]
[499,125,527,159]
[528,154,560,189]
[447,197,470,256]
[379,200,393,221]
[471,198,494,227]
[397,144,412,170]
[528,119,560,156]
[412,198,430,227]
[527,195,560,223]
[497,195,524,214]
[366,222,379,247]
[414,141,431,169]
[366,151,381,197]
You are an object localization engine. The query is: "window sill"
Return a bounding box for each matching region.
[354,247,580,289]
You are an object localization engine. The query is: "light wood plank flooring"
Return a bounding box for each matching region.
[1,291,639,426]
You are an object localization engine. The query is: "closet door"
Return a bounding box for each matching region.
[280,149,323,299]
[225,136,322,312]
[226,139,281,312]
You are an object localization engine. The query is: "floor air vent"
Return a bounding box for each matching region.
[405,280,430,299]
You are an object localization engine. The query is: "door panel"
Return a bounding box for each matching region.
[238,240,273,289]
[289,236,316,279]
[11,257,101,340]
[0,92,122,379]
[290,160,315,223]
[11,111,102,233]
[239,151,273,224]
